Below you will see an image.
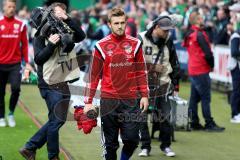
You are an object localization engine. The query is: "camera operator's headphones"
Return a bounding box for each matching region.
[147,15,173,30]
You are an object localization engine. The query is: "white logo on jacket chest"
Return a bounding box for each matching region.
[14,23,20,29]
[124,45,132,54]
[13,23,20,33]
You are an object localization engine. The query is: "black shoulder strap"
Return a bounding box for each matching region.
[154,45,164,65]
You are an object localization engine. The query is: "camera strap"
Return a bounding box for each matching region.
[151,45,164,69]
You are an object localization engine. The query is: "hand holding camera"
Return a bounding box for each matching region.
[48,34,60,44]
[53,6,68,20]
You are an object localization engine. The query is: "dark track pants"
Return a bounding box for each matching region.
[100,98,141,160]
[0,63,21,118]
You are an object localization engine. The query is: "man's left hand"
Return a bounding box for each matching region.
[140,97,149,113]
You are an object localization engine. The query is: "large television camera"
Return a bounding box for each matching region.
[30,6,75,53]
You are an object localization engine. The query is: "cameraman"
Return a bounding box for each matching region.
[19,2,85,160]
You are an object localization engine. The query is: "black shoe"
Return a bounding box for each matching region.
[204,124,225,132]
[19,147,36,160]
[191,123,204,130]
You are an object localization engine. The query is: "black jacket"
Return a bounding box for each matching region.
[33,17,86,88]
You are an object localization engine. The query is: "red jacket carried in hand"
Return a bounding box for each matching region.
[74,107,97,134]
[84,34,148,104]
[182,25,214,76]
[0,16,28,64]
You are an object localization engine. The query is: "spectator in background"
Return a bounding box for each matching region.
[182,11,225,132]
[227,3,240,123]
[86,12,111,51]
[182,0,198,38]
[213,7,230,45]
[70,9,82,27]
[209,0,219,21]
[17,7,36,47]
[0,0,30,127]
[125,12,137,37]
[136,7,148,32]
[200,5,215,42]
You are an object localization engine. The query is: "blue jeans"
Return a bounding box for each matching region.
[189,73,214,126]
[230,65,240,117]
[25,88,70,159]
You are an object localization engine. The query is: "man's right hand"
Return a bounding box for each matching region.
[84,104,94,114]
[48,34,60,44]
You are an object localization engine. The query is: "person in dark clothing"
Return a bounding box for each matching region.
[86,15,111,51]
[227,5,240,123]
[138,15,181,157]
[228,29,240,123]
[182,11,225,132]
[19,2,85,160]
[213,7,230,45]
[125,15,137,37]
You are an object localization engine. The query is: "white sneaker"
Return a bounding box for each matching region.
[162,147,176,157]
[138,149,149,157]
[230,115,240,124]
[7,115,16,127]
[0,118,7,127]
[237,113,240,119]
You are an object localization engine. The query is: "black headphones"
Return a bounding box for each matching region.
[151,15,172,28]
[146,15,172,37]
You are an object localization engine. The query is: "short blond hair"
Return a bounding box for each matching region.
[108,7,126,22]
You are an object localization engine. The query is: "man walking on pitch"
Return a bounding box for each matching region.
[84,7,149,160]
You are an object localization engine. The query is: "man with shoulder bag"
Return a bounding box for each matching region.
[138,15,181,157]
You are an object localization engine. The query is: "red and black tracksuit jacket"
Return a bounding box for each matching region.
[84,33,149,104]
[0,16,28,64]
